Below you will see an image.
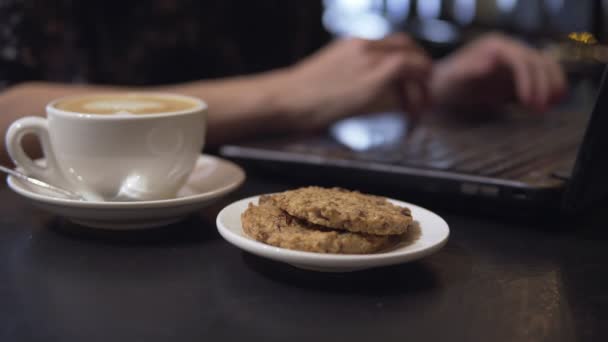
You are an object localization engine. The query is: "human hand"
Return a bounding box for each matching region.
[277,33,432,130]
[431,33,567,114]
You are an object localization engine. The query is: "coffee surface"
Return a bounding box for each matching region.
[54,94,198,115]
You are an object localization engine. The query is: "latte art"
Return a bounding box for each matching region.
[54,94,198,115]
[83,99,164,113]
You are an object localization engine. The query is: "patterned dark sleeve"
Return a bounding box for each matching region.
[0,0,89,89]
[0,0,34,88]
[0,0,329,88]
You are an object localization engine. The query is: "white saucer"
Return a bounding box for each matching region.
[7,154,245,229]
[216,195,450,272]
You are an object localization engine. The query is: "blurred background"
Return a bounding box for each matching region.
[0,0,605,88]
[322,0,608,82]
[323,0,598,46]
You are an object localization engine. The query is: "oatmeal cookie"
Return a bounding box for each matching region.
[267,187,411,235]
[241,197,396,254]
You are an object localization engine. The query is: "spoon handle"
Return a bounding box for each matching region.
[0,164,83,200]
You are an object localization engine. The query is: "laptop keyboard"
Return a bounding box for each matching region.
[363,112,586,178]
[281,109,589,181]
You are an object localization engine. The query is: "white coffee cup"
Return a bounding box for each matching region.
[5,93,207,201]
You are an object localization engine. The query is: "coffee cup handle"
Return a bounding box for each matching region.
[5,116,65,186]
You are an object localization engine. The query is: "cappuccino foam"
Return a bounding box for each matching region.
[54,94,198,115]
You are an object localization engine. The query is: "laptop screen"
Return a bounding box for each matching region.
[563,67,608,212]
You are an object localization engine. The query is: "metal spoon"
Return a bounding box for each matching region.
[0,165,85,200]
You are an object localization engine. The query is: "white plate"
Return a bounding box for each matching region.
[216,195,450,272]
[7,154,245,229]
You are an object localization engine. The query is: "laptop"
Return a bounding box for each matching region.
[220,69,608,214]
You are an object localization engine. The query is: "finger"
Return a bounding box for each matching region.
[408,79,431,115]
[542,53,567,103]
[401,81,424,117]
[494,48,535,109]
[417,78,431,113]
[397,57,432,116]
[531,53,551,112]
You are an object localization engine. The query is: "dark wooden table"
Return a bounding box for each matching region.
[1,169,607,342]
